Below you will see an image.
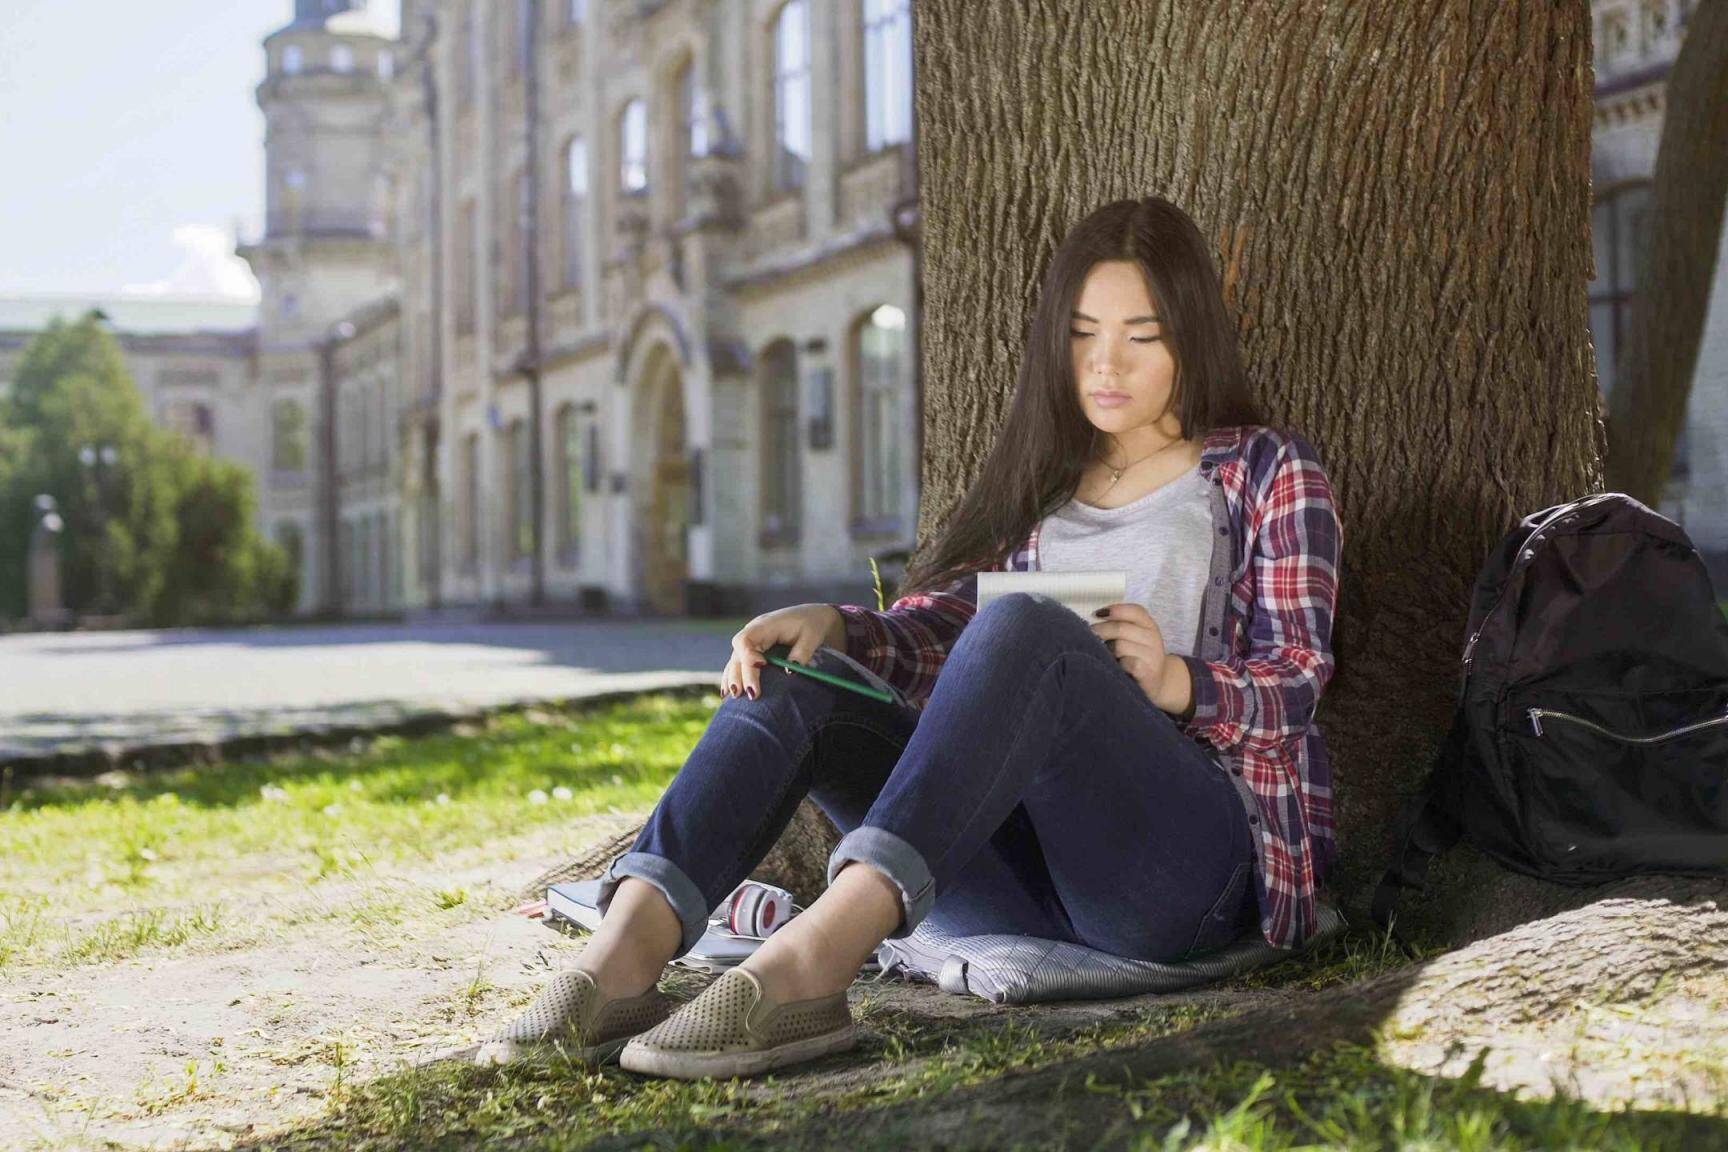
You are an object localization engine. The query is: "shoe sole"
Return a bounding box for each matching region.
[619,1024,859,1080]
[474,1031,636,1068]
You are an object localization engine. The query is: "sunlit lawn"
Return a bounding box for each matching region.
[0,690,719,969]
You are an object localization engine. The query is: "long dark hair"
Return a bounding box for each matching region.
[895,196,1265,602]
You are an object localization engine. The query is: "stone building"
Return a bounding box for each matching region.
[362,0,922,618]
[1589,0,1727,558]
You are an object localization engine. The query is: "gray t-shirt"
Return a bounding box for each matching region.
[1037,461,1213,658]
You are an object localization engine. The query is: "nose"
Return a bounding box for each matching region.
[1089,336,1125,379]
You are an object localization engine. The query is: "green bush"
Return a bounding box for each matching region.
[0,313,296,626]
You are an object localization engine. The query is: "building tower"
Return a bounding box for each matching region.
[239,0,399,613]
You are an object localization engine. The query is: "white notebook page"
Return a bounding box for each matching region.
[976,570,1128,622]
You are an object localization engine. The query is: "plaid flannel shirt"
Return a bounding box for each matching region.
[831,424,1343,950]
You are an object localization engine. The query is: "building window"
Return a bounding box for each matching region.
[163,401,216,455]
[760,339,800,538]
[331,44,354,73]
[514,0,534,72]
[506,419,532,562]
[1599,8,1632,65]
[378,50,394,80]
[1590,180,1651,402]
[456,199,477,334]
[681,60,709,161]
[1641,0,1672,51]
[460,431,480,571]
[674,60,706,219]
[585,421,602,492]
[855,305,907,525]
[504,168,530,317]
[281,44,304,74]
[275,521,304,584]
[863,0,912,152]
[566,0,588,28]
[272,398,308,472]
[369,173,393,239]
[556,405,582,557]
[620,98,648,194]
[562,136,587,289]
[459,2,479,107]
[339,520,354,606]
[773,1,811,193]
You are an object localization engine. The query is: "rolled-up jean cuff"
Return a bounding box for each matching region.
[827,825,935,939]
[595,850,712,958]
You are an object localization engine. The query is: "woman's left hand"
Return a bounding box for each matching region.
[1091,602,1169,700]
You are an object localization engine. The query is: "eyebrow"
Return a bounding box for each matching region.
[1071,311,1160,325]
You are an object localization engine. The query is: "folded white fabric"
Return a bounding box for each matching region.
[871,899,1348,1004]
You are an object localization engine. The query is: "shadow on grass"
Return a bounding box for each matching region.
[221,924,1728,1152]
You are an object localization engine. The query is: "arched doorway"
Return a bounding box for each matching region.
[634,345,690,615]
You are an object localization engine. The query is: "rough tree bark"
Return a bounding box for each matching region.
[1604,0,1728,504]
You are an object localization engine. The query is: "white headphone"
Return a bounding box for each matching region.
[709,880,803,939]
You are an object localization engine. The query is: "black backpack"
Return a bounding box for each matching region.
[1371,492,1728,946]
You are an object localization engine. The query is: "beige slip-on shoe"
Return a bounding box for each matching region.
[618,967,857,1080]
[474,967,678,1067]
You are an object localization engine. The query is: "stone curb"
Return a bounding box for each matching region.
[0,677,719,784]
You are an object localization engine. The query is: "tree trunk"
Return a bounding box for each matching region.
[1604,0,1728,504]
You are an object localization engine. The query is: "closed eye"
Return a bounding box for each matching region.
[1069,331,1160,343]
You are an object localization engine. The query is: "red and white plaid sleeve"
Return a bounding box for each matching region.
[828,571,980,708]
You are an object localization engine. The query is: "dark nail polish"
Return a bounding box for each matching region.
[746,686,757,699]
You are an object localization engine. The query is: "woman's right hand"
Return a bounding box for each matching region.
[722,603,844,700]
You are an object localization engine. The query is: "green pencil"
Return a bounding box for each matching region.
[761,644,898,705]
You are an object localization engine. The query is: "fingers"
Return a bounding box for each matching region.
[722,648,770,700]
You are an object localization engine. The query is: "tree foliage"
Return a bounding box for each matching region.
[0,314,297,626]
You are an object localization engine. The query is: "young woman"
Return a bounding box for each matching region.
[478,196,1342,1080]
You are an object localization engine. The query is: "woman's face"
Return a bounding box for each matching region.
[1070,259,1179,441]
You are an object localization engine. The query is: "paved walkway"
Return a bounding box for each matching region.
[0,619,751,763]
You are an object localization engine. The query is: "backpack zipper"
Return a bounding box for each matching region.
[1460,495,1616,680]
[1526,706,1728,743]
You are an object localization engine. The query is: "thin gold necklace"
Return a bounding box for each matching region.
[1094,436,1185,497]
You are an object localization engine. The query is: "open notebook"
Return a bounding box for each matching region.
[976,570,1128,621]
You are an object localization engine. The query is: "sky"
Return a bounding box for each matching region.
[0,0,397,303]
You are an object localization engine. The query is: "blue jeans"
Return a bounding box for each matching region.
[595,592,1259,964]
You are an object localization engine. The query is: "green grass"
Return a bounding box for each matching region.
[0,690,718,969]
[253,1004,1721,1152]
[257,913,1720,1150]
[5,685,1722,1150]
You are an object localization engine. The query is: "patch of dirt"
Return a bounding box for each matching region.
[0,809,1304,1152]
[0,814,649,1151]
